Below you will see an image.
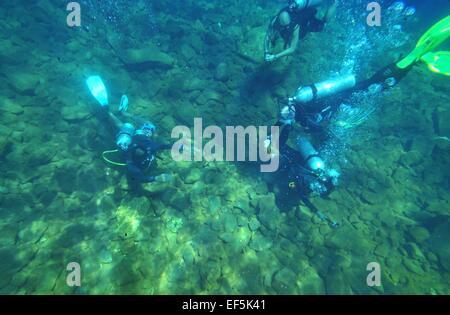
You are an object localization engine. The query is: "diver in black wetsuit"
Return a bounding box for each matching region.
[275,124,340,198]
[116,122,173,184]
[276,60,415,131]
[264,0,337,62]
[85,77,174,185]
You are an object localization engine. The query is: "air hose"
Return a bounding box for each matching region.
[102,149,126,166]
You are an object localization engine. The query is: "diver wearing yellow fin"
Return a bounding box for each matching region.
[276,15,450,129]
[356,15,450,90]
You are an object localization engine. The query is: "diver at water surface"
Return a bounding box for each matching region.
[86,76,173,184]
[264,0,337,62]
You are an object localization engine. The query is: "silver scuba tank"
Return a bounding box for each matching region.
[297,137,325,171]
[289,75,357,104]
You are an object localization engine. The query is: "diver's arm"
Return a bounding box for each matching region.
[264,17,277,55]
[274,27,300,60]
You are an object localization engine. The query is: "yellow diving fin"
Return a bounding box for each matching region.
[396,15,450,70]
[421,51,450,76]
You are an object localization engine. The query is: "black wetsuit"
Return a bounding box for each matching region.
[271,6,326,48]
[277,125,334,197]
[123,134,171,183]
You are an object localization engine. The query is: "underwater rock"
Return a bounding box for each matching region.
[377,211,397,228]
[236,215,247,227]
[24,145,55,167]
[170,191,191,212]
[296,262,325,294]
[182,246,196,265]
[399,150,423,167]
[180,43,196,61]
[404,242,426,260]
[218,232,234,244]
[407,226,430,243]
[402,257,424,275]
[195,90,223,106]
[248,216,261,231]
[257,194,280,231]
[7,72,40,95]
[223,213,238,233]
[272,268,298,294]
[182,77,205,93]
[249,234,273,252]
[61,105,90,122]
[1,98,24,115]
[0,125,12,157]
[435,107,450,136]
[233,197,252,216]
[360,190,379,205]
[374,243,390,258]
[214,62,229,82]
[429,219,450,272]
[185,169,202,184]
[127,197,151,215]
[325,225,373,256]
[119,43,175,70]
[99,249,113,264]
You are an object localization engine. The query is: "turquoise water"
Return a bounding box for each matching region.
[0,0,449,294]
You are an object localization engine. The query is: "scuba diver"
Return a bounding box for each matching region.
[277,124,340,197]
[86,76,173,184]
[276,15,450,131]
[267,15,450,226]
[264,0,337,62]
[264,122,340,227]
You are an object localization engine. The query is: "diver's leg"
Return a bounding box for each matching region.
[107,111,124,130]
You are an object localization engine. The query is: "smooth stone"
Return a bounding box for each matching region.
[119,43,175,70]
[402,258,423,274]
[214,62,229,82]
[248,217,261,231]
[249,234,273,252]
[407,226,430,243]
[272,268,297,294]
[1,98,24,114]
[99,249,113,264]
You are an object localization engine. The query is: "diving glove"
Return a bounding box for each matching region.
[280,105,296,125]
[119,95,129,113]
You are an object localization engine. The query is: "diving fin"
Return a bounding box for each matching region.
[421,51,450,76]
[397,15,450,69]
[86,76,109,107]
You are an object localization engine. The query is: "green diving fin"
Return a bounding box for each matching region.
[86,75,109,107]
[421,51,450,76]
[397,15,450,69]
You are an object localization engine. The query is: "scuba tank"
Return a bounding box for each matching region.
[297,137,325,172]
[116,123,135,150]
[289,75,357,104]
